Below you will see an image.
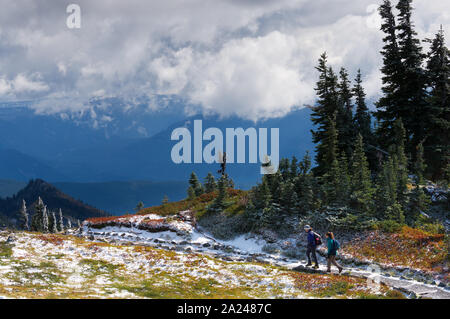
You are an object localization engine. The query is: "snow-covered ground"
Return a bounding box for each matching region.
[0,230,309,299]
[1,210,448,299]
[81,212,450,299]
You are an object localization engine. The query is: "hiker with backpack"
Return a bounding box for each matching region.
[326,232,343,273]
[304,225,320,269]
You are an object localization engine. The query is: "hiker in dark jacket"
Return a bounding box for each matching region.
[326,232,343,273]
[304,225,319,269]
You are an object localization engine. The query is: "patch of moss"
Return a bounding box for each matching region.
[0,241,13,258]
[79,259,120,277]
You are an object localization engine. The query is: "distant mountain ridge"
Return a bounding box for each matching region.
[0,98,315,187]
[0,179,109,226]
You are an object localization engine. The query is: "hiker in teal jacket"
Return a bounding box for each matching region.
[326,232,343,273]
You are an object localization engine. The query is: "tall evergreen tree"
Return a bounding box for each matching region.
[204,172,217,193]
[395,0,428,155]
[424,26,450,181]
[349,134,374,214]
[336,67,356,159]
[52,212,58,233]
[311,53,340,176]
[352,69,377,170]
[375,0,403,149]
[321,116,342,204]
[31,197,45,231]
[391,119,409,210]
[213,175,227,210]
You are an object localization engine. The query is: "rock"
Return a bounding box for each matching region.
[6,235,15,243]
[438,282,446,288]
[88,235,95,241]
[262,243,280,254]
[202,242,211,248]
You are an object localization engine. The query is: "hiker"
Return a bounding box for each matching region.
[326,232,343,274]
[304,225,320,269]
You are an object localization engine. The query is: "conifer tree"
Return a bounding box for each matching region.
[266,171,282,205]
[67,219,72,229]
[391,119,409,210]
[18,199,29,231]
[375,157,398,218]
[296,152,315,213]
[279,158,291,181]
[187,186,196,200]
[189,172,204,196]
[255,177,272,210]
[204,173,217,193]
[42,206,49,233]
[135,201,144,212]
[31,197,45,231]
[52,212,58,233]
[337,151,350,204]
[396,0,428,154]
[311,53,340,176]
[353,69,376,169]
[162,195,169,205]
[424,26,450,181]
[408,142,431,223]
[290,156,299,180]
[319,115,341,205]
[58,208,64,232]
[375,0,403,149]
[48,210,54,233]
[349,134,374,214]
[280,181,296,213]
[336,67,356,159]
[213,175,227,210]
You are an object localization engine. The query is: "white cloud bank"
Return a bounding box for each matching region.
[0,0,448,120]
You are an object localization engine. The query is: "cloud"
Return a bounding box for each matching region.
[0,74,49,97]
[0,0,448,119]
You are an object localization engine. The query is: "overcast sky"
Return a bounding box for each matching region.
[0,0,448,121]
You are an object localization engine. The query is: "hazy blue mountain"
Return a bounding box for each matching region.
[88,107,315,188]
[0,97,314,196]
[54,180,188,215]
[0,180,27,198]
[0,147,69,182]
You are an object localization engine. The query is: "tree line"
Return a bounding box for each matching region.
[185,0,448,232]
[18,197,80,232]
[244,0,448,231]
